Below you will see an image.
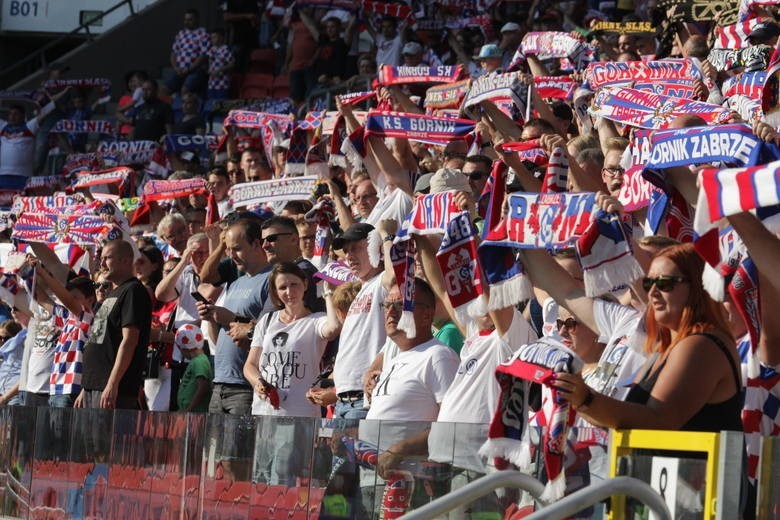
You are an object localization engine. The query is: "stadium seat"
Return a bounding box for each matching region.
[271,75,291,99]
[249,49,277,74]
[243,73,274,89]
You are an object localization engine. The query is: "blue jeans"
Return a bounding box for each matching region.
[49,393,75,408]
[334,398,368,420]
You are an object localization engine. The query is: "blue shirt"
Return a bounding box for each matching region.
[213,267,271,385]
[0,329,27,394]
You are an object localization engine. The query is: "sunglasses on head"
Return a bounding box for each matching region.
[556,317,577,330]
[642,276,688,293]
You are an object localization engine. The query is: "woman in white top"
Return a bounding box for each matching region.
[243,261,341,417]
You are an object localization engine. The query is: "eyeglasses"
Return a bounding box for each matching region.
[382,301,432,312]
[602,167,625,178]
[642,276,689,293]
[262,232,294,244]
[556,317,578,331]
[94,282,111,291]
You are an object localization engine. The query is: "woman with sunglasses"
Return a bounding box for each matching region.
[550,243,741,433]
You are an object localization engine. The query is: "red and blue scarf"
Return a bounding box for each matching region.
[480,337,583,501]
[590,87,731,129]
[364,110,475,146]
[377,65,463,85]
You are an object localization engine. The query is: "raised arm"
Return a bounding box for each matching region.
[320,285,343,340]
[33,262,82,316]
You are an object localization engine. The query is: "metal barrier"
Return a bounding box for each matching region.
[400,471,545,520]
[525,476,670,520]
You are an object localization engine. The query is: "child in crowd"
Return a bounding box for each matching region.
[174,323,212,412]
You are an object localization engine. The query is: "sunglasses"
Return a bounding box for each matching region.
[466,172,486,180]
[602,167,625,178]
[262,232,294,244]
[382,301,432,312]
[642,276,689,293]
[556,317,577,330]
[94,282,111,290]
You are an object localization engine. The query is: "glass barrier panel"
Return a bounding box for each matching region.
[182,412,207,519]
[313,417,364,520]
[200,412,256,519]
[0,407,12,512]
[4,405,38,518]
[619,450,707,519]
[249,416,318,520]
[104,409,150,519]
[29,406,74,518]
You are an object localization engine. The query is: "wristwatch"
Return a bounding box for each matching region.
[384,233,396,242]
[247,325,254,341]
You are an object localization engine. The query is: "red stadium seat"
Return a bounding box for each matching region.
[249,49,277,74]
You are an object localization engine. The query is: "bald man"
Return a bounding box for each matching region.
[78,240,152,410]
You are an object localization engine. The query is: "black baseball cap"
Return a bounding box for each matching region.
[332,223,374,250]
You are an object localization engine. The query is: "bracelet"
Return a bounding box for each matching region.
[383,233,396,242]
[577,388,595,411]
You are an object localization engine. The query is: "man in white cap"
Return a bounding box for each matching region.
[402,41,425,66]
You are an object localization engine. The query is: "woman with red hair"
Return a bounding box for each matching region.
[553,243,742,432]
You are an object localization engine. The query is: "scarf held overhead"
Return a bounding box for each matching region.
[229,176,318,209]
[364,110,475,146]
[506,191,643,296]
[377,65,464,85]
[590,87,732,129]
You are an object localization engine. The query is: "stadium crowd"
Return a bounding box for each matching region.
[1,0,780,517]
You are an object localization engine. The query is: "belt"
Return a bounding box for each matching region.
[337,390,363,403]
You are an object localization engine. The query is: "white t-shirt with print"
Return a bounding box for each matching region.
[332,273,387,393]
[25,301,60,394]
[590,299,646,400]
[250,312,328,417]
[429,310,537,470]
[360,338,459,451]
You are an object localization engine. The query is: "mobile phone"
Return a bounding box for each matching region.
[190,291,210,304]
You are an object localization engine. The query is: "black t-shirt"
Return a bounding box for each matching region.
[133,98,172,141]
[82,278,152,397]
[314,37,350,79]
[173,115,205,135]
[221,0,259,48]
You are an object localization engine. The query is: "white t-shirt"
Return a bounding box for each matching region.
[590,299,647,400]
[361,338,459,451]
[429,310,537,469]
[250,312,328,417]
[332,273,387,393]
[375,33,403,66]
[0,118,39,177]
[173,264,201,329]
[25,301,60,394]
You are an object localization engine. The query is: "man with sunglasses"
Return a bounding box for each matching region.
[260,216,322,312]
